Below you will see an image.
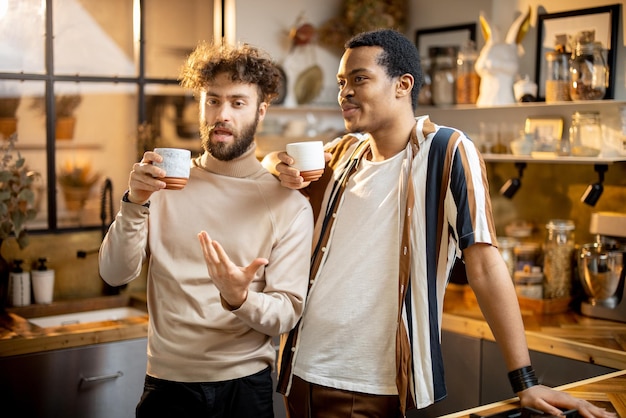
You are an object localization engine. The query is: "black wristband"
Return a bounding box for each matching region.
[508,365,539,393]
[122,190,150,208]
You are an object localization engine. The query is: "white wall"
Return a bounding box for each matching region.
[234,0,343,106]
[235,1,625,101]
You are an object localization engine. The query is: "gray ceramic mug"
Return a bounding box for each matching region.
[153,148,191,190]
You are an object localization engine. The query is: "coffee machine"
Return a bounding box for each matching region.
[578,212,626,322]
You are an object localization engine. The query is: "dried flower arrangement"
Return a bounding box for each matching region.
[317,0,408,53]
[55,95,82,118]
[57,159,100,212]
[31,94,82,118]
[57,159,100,189]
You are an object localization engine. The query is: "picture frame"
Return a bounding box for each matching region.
[524,116,564,140]
[524,116,565,156]
[535,4,620,101]
[415,23,476,58]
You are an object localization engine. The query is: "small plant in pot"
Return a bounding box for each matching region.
[55,95,82,140]
[0,133,40,307]
[0,97,21,139]
[55,94,82,118]
[57,159,100,213]
[31,94,82,140]
[0,133,39,248]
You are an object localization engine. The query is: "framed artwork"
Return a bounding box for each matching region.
[524,116,564,139]
[535,4,620,100]
[415,23,476,58]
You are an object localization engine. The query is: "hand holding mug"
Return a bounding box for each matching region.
[285,141,325,182]
[153,148,191,190]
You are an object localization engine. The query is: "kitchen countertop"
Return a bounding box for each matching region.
[442,285,626,370]
[0,294,148,357]
[1,287,626,369]
[443,369,626,418]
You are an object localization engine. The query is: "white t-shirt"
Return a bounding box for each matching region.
[294,150,404,395]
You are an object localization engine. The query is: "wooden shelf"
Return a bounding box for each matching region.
[420,99,626,112]
[15,142,102,151]
[269,104,341,113]
[483,153,626,164]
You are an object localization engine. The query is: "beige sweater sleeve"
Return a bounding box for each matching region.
[98,201,150,287]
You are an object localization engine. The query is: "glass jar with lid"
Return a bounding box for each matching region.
[569,31,608,101]
[619,105,626,156]
[497,237,518,279]
[570,111,602,157]
[456,41,480,104]
[418,56,433,106]
[514,242,541,272]
[545,51,570,103]
[514,266,544,299]
[430,46,457,106]
[543,219,575,299]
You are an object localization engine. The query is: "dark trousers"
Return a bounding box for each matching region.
[285,375,403,418]
[136,367,274,418]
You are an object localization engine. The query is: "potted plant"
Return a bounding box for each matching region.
[57,159,100,213]
[54,95,82,140]
[0,97,20,139]
[31,94,82,140]
[0,133,39,249]
[0,133,40,307]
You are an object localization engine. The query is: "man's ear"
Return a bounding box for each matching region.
[258,101,269,121]
[396,74,414,100]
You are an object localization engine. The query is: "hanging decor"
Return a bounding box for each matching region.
[281,15,324,106]
[317,0,408,53]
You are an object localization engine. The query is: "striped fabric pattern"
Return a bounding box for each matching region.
[277,116,497,412]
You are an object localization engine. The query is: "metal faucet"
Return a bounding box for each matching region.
[77,177,114,258]
[101,177,114,240]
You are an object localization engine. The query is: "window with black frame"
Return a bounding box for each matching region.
[0,0,216,232]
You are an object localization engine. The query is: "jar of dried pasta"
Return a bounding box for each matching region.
[542,219,575,299]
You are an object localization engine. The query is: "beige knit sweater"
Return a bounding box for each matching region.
[99,145,313,382]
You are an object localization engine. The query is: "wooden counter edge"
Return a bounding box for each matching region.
[0,320,148,357]
[442,313,626,370]
[440,369,626,418]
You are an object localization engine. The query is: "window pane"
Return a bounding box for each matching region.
[144,0,215,79]
[0,0,46,73]
[145,85,201,156]
[53,82,137,229]
[53,0,137,77]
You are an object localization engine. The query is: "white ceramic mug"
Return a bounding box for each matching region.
[286,141,325,182]
[153,148,191,190]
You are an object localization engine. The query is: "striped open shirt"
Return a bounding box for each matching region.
[277,115,498,413]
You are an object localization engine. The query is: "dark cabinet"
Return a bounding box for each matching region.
[480,340,616,404]
[0,338,147,418]
[408,330,481,417]
[408,331,617,417]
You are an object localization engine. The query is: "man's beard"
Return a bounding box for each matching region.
[200,113,259,161]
